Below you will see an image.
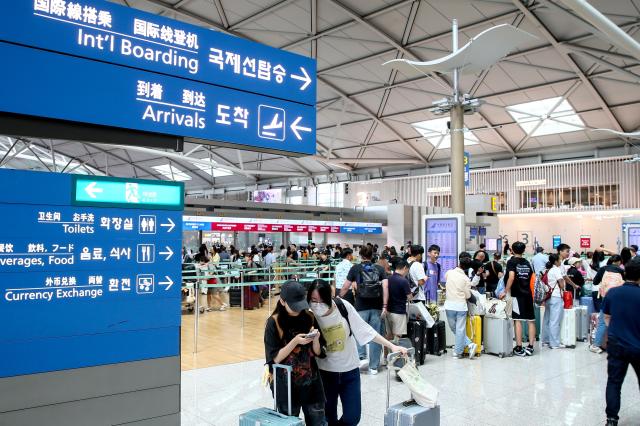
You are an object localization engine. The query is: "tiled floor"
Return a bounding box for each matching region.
[181,341,640,426]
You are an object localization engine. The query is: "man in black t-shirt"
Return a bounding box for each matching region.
[386,259,412,340]
[501,241,536,357]
[341,245,388,374]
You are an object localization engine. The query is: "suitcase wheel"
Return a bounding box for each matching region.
[498,353,504,358]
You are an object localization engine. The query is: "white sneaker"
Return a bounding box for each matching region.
[359,359,369,369]
[550,344,566,349]
[369,369,379,376]
[467,343,478,358]
[452,353,462,359]
[589,344,604,354]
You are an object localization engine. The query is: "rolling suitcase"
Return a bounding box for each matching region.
[575,305,588,341]
[579,296,595,318]
[426,320,447,356]
[243,286,261,310]
[439,307,455,348]
[385,350,440,426]
[464,315,482,356]
[229,286,241,307]
[407,320,427,365]
[522,304,541,341]
[483,316,513,358]
[561,308,577,348]
[239,364,303,426]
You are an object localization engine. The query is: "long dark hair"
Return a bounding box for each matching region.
[621,247,632,265]
[607,254,622,265]
[306,279,332,307]
[270,296,314,343]
[591,250,605,271]
[546,253,560,270]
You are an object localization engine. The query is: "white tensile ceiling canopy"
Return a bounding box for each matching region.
[2,0,639,192]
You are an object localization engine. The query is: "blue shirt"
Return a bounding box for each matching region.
[602,283,640,351]
[531,253,549,275]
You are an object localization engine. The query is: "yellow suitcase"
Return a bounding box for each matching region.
[465,315,482,356]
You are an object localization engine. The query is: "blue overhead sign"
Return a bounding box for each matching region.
[0,0,316,106]
[0,169,183,378]
[0,42,316,155]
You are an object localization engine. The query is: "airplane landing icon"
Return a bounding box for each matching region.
[258,105,286,141]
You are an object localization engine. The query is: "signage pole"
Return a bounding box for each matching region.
[240,271,245,330]
[194,281,199,354]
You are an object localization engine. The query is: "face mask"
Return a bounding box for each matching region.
[311,302,329,317]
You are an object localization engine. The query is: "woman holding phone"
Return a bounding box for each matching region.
[264,280,327,425]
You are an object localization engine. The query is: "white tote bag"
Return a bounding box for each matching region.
[484,299,508,319]
[398,360,439,408]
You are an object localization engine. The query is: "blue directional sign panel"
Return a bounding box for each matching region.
[0,169,183,378]
[0,42,316,155]
[0,0,316,106]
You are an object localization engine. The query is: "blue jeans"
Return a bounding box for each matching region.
[595,308,608,347]
[321,368,361,426]
[541,297,564,347]
[445,310,471,356]
[357,309,382,370]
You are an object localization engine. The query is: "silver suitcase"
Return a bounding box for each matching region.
[575,305,588,341]
[239,364,304,426]
[483,316,514,358]
[384,349,440,426]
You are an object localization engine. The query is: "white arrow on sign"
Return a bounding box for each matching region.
[160,218,176,233]
[290,67,312,91]
[84,182,103,199]
[159,276,174,291]
[159,246,174,261]
[290,117,312,140]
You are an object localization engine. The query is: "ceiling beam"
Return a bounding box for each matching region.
[316,64,640,132]
[282,0,416,50]
[512,0,625,132]
[229,0,298,30]
[319,76,430,163]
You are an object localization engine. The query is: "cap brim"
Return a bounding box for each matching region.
[288,299,310,313]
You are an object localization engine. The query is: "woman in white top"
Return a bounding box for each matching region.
[307,279,407,426]
[541,254,566,349]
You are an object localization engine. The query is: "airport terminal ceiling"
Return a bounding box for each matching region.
[1,0,639,193]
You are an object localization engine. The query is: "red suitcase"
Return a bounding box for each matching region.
[243,286,261,310]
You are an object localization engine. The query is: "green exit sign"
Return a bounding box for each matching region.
[72,176,184,210]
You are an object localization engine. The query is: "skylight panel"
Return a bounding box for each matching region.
[194,161,233,177]
[507,97,585,137]
[411,117,479,149]
[152,164,191,181]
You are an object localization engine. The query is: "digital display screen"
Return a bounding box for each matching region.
[485,238,498,252]
[425,218,459,276]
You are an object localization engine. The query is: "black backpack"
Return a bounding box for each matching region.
[334,297,353,336]
[356,262,383,299]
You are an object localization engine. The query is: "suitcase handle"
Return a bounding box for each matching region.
[272,363,293,416]
[386,348,415,410]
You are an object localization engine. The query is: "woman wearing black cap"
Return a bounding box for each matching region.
[264,280,327,425]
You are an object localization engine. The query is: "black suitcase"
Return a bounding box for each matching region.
[407,320,427,365]
[427,320,447,356]
[229,286,241,307]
